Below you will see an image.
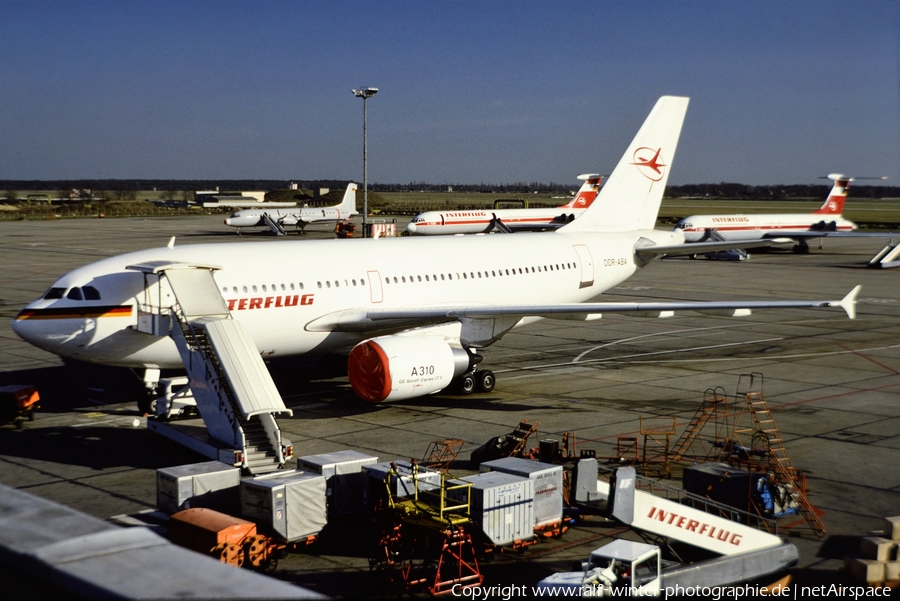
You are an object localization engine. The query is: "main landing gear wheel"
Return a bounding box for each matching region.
[455,370,495,395]
[458,374,476,395]
[476,370,495,393]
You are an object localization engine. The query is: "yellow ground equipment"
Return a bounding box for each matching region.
[370,461,483,596]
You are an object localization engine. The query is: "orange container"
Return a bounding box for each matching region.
[169,507,257,554]
[0,385,40,428]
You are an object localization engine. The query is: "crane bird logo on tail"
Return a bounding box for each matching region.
[631,147,666,181]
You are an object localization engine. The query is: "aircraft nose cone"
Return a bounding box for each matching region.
[406,223,417,234]
[11,311,38,345]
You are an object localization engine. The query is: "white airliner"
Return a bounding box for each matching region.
[674,175,890,252]
[12,97,859,403]
[223,183,358,233]
[406,174,602,235]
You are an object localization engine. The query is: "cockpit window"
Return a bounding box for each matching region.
[83,286,101,300]
[66,287,84,301]
[229,212,240,218]
[44,287,66,299]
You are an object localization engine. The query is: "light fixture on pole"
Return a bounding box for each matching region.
[352,87,378,237]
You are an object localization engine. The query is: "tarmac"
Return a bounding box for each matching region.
[1,214,898,598]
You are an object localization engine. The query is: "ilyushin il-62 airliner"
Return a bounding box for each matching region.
[13,97,859,404]
[405,174,601,235]
[675,174,892,253]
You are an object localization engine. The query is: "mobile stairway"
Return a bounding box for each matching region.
[129,262,292,474]
[867,240,900,269]
[571,460,798,587]
[261,213,288,236]
[700,229,749,261]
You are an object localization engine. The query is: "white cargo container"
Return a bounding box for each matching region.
[296,450,378,515]
[364,460,443,505]
[240,470,327,541]
[457,471,534,546]
[480,457,563,527]
[156,460,241,515]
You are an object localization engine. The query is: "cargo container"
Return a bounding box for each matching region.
[296,450,378,515]
[156,460,241,515]
[169,507,257,567]
[241,470,327,542]
[455,472,534,546]
[0,384,40,429]
[480,457,563,527]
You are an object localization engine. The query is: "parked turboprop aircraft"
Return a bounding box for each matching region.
[674,175,890,253]
[406,174,602,235]
[13,97,859,406]
[224,183,358,234]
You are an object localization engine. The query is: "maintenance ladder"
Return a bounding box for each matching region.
[731,373,825,536]
[670,387,730,463]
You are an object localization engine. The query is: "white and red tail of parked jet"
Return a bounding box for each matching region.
[406,174,602,235]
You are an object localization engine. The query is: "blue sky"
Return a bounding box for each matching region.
[1,0,898,186]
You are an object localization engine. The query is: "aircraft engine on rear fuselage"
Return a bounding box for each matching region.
[347,335,471,402]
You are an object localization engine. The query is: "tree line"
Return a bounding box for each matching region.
[2,179,898,200]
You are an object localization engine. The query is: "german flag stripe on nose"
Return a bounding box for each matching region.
[16,306,132,320]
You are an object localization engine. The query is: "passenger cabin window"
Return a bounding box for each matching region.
[44,287,66,299]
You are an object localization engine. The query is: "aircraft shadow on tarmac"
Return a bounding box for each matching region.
[0,424,204,470]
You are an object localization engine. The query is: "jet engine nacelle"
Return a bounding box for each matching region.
[347,335,470,403]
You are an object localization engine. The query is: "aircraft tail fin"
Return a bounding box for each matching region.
[560,96,689,233]
[558,174,602,209]
[339,183,360,215]
[813,174,850,215]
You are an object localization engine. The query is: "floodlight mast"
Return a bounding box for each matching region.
[352,87,378,237]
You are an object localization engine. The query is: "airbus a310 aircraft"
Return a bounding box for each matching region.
[224,183,358,234]
[406,174,602,235]
[13,97,859,403]
[674,174,891,253]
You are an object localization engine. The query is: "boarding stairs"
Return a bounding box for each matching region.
[574,461,785,555]
[867,240,900,269]
[730,375,825,536]
[261,213,287,235]
[488,216,515,234]
[702,229,749,260]
[128,262,292,475]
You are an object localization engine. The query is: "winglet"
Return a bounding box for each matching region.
[836,285,861,319]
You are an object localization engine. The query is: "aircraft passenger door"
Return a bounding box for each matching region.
[573,244,594,289]
[367,270,383,303]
